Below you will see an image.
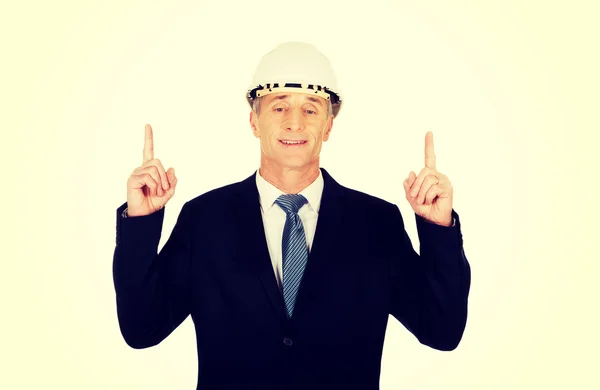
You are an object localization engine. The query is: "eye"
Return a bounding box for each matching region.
[274,107,285,112]
[305,109,316,115]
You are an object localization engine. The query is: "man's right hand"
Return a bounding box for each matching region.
[126,124,178,217]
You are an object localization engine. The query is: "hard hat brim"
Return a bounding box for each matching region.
[246,82,342,117]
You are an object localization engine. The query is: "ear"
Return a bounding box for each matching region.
[322,115,334,142]
[249,111,260,138]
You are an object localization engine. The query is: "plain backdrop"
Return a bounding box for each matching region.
[3,0,599,389]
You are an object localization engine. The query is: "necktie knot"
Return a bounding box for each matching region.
[275,194,308,215]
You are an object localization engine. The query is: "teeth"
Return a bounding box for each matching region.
[281,140,305,144]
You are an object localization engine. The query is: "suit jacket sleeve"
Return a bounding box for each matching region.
[387,205,471,351]
[113,201,193,349]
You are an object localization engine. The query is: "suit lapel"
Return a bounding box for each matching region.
[291,168,347,320]
[232,168,347,323]
[233,172,288,323]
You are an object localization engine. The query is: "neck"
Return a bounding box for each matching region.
[259,159,320,194]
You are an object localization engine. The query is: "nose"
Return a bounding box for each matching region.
[284,107,304,132]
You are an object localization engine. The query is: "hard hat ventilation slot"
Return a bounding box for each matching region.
[248,83,340,105]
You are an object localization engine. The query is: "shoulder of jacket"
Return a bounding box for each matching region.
[342,186,397,210]
[185,180,243,207]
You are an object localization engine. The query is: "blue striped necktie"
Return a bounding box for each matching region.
[275,194,309,318]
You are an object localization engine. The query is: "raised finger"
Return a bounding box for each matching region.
[143,124,154,163]
[424,131,436,169]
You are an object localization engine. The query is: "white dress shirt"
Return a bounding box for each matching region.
[255,169,324,289]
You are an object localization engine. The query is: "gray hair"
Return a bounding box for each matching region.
[252,96,333,117]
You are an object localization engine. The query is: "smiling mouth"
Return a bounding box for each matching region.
[279,140,308,146]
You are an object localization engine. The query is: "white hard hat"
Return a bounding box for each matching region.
[246,41,343,117]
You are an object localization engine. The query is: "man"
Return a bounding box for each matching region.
[113,41,471,390]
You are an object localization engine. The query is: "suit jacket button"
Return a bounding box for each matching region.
[283,337,293,346]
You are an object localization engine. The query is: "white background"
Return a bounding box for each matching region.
[3,0,599,388]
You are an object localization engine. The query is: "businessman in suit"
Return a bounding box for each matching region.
[113,42,471,389]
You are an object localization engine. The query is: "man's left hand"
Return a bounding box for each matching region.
[403,131,454,227]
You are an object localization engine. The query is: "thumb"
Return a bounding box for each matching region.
[167,168,177,193]
[403,171,416,199]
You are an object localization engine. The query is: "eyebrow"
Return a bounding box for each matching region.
[271,94,324,106]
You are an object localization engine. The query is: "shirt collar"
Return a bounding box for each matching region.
[255,168,324,214]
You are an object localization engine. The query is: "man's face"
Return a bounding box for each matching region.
[250,92,333,171]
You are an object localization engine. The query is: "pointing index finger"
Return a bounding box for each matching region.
[424,131,436,169]
[144,124,154,163]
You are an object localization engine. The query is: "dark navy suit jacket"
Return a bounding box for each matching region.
[113,168,471,390]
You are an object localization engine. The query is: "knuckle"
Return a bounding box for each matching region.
[144,174,156,186]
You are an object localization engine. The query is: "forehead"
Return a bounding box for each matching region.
[263,92,327,106]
